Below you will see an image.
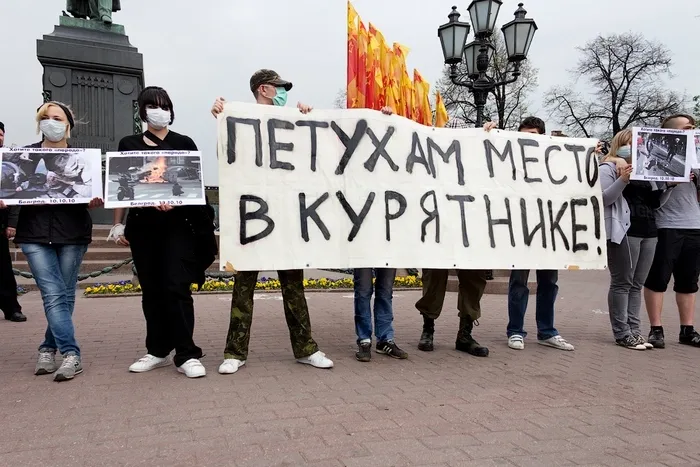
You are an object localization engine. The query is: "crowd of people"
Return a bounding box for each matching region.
[1,68,699,383]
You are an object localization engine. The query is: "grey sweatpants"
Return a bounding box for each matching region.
[606,236,657,339]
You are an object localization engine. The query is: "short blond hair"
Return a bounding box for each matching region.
[36,101,75,139]
[603,129,633,162]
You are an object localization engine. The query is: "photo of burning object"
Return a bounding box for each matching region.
[140,156,168,183]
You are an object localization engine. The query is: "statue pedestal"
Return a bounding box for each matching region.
[37,16,144,224]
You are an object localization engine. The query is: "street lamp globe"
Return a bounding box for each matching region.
[501,3,538,62]
[463,41,495,78]
[438,6,471,65]
[467,0,502,36]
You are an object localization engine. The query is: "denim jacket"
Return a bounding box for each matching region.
[599,162,630,244]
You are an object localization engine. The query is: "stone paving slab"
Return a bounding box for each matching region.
[2,270,700,466]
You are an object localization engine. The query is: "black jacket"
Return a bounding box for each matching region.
[11,142,93,245]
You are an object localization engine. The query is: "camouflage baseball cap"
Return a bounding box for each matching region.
[249,69,293,93]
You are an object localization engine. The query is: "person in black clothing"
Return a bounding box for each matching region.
[110,86,216,379]
[0,121,26,322]
[1,102,103,382]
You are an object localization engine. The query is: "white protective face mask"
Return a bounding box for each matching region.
[40,119,68,142]
[146,108,171,129]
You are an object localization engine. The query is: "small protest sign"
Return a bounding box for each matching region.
[105,151,205,208]
[631,127,693,182]
[0,147,102,205]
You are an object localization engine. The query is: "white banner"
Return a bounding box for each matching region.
[0,147,102,205]
[217,102,606,271]
[105,151,205,208]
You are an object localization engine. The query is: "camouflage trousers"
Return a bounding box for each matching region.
[415,269,488,322]
[224,270,319,361]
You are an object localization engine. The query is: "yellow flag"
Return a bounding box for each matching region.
[435,91,448,128]
[347,2,359,108]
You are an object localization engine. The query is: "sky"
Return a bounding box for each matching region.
[0,0,697,186]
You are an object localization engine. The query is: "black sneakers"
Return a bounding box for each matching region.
[679,329,700,347]
[648,327,665,349]
[376,341,408,359]
[616,335,646,351]
[355,342,372,362]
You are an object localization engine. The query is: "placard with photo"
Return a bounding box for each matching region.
[105,150,205,208]
[0,147,102,205]
[692,130,700,169]
[631,127,693,182]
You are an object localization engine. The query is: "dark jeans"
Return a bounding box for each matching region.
[127,217,203,367]
[507,270,559,340]
[353,268,396,343]
[0,233,21,316]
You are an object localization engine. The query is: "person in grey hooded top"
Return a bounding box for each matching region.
[600,129,659,350]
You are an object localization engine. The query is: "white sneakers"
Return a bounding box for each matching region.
[129,354,172,373]
[218,359,246,374]
[297,351,334,369]
[508,334,575,351]
[131,351,334,378]
[177,359,207,378]
[129,354,205,378]
[217,351,333,375]
[538,335,575,351]
[508,335,525,350]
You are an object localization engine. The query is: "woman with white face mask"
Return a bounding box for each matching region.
[0,101,103,382]
[601,130,663,350]
[110,86,217,379]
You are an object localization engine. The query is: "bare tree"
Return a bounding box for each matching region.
[435,34,538,130]
[333,89,347,109]
[544,33,684,138]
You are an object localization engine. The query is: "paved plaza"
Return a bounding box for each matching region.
[2,271,700,467]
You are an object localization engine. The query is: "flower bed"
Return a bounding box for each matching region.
[84,276,422,296]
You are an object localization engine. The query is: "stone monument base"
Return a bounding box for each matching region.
[37,15,144,224]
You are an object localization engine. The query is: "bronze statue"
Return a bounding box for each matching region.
[65,0,121,25]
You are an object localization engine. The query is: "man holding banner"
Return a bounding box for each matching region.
[486,117,575,352]
[415,118,490,358]
[211,69,334,374]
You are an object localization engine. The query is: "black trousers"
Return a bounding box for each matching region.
[126,214,202,367]
[0,233,21,317]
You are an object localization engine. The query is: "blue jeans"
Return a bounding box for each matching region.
[507,270,559,340]
[353,268,396,343]
[21,243,87,356]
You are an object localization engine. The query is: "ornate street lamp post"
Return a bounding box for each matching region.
[437,1,538,127]
[438,1,536,281]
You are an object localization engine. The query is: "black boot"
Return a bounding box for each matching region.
[4,310,27,322]
[455,316,489,357]
[418,316,434,352]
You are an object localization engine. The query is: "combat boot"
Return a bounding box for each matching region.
[418,316,434,352]
[455,316,489,357]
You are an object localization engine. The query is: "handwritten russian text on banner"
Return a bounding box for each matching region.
[217,102,605,271]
